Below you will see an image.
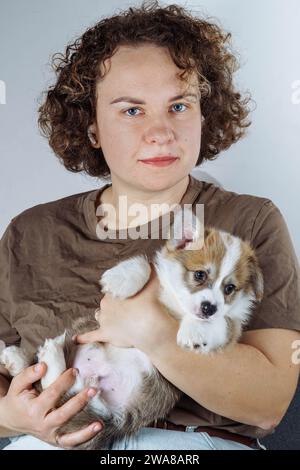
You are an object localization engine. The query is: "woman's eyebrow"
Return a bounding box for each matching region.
[110,93,198,105]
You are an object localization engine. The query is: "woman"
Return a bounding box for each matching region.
[1,1,300,450]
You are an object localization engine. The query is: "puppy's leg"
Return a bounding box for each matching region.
[0,345,31,376]
[100,255,151,299]
[37,332,67,389]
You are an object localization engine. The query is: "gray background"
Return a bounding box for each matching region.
[0,0,299,258]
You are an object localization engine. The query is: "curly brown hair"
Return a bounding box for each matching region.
[38,0,251,179]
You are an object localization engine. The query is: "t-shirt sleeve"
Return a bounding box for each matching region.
[0,220,21,346]
[244,200,300,332]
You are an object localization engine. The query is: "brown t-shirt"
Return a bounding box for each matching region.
[1,174,300,438]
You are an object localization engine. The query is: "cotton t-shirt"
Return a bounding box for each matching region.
[1,174,300,438]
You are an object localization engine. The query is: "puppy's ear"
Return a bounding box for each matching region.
[167,207,203,251]
[248,255,264,302]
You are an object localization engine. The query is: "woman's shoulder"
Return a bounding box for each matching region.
[194,177,272,211]
[191,177,282,243]
[8,190,94,230]
[2,189,97,248]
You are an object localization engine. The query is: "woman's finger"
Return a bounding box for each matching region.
[10,362,47,395]
[46,387,99,428]
[37,368,77,412]
[74,330,103,344]
[56,421,103,449]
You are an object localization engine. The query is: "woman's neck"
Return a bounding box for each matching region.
[99,175,190,230]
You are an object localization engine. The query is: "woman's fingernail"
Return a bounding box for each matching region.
[72,335,77,342]
[92,423,102,432]
[87,388,97,398]
[72,368,79,377]
[34,363,42,373]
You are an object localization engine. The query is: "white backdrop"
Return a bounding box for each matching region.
[0,0,299,258]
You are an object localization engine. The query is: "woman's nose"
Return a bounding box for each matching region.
[144,125,175,145]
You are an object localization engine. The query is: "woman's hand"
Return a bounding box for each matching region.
[75,264,178,352]
[0,362,103,448]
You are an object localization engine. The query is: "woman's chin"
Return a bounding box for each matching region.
[135,175,185,192]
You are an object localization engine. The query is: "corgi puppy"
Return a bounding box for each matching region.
[0,207,263,449]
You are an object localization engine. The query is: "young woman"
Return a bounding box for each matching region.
[1,1,299,450]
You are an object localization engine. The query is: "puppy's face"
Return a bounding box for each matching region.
[159,210,264,321]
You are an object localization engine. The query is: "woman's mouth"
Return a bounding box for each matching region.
[138,156,179,167]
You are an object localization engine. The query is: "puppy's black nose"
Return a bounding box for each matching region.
[201,301,217,317]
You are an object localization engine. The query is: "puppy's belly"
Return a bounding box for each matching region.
[71,343,153,410]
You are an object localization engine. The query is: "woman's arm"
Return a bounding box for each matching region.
[138,318,300,430]
[76,267,300,430]
[76,289,300,429]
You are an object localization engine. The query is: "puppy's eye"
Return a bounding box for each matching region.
[224,284,236,295]
[194,270,207,283]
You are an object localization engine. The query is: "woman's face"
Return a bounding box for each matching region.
[91,43,202,191]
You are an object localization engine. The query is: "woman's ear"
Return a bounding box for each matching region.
[88,123,101,148]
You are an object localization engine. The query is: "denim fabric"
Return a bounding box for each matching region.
[3,428,258,450]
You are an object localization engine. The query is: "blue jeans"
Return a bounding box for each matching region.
[108,427,258,450]
[4,427,263,450]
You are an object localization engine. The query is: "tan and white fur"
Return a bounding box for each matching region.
[0,207,264,449]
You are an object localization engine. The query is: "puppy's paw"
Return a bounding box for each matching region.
[37,332,66,359]
[99,256,151,299]
[0,345,30,376]
[177,321,212,354]
[37,334,67,389]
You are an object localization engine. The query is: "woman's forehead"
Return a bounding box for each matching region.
[99,44,196,79]
[96,80,199,105]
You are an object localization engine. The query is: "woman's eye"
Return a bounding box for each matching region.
[123,103,188,117]
[172,103,187,113]
[194,270,207,283]
[124,107,141,117]
[224,284,236,295]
